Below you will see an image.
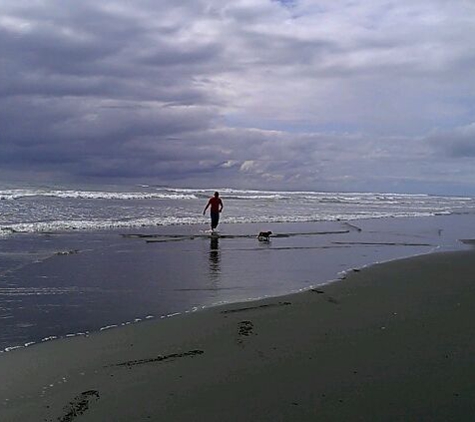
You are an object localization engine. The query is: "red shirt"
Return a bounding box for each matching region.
[208,197,223,213]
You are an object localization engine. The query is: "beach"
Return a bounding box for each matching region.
[2,246,475,421]
[1,188,475,421]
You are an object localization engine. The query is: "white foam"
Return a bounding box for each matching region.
[0,188,198,201]
[99,324,118,331]
[41,336,57,342]
[1,187,475,236]
[4,345,23,352]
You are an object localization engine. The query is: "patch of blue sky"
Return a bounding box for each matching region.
[273,0,298,9]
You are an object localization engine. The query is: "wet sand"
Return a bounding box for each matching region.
[5,214,475,353]
[2,248,475,421]
[0,217,442,352]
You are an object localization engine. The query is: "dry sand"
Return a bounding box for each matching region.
[1,249,475,421]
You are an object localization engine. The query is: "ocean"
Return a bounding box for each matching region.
[2,186,475,233]
[1,185,475,353]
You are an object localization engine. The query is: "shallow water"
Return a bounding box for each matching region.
[1,214,474,352]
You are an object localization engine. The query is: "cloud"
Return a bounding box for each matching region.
[429,123,475,158]
[0,0,475,193]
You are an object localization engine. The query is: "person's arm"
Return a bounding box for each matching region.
[219,199,223,212]
[203,200,211,215]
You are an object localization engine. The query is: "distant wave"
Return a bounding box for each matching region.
[0,188,198,201]
[1,187,473,203]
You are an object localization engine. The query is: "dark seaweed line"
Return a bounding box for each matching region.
[105,349,204,368]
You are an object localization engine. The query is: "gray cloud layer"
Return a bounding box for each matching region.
[1,0,475,193]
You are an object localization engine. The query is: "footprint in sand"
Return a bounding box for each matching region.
[326,296,340,304]
[237,320,254,344]
[58,390,100,422]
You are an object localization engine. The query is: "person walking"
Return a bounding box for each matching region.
[203,191,224,232]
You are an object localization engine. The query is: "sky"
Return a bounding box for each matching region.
[1,0,475,194]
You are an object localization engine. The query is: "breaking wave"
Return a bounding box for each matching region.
[0,188,197,201]
[1,186,474,236]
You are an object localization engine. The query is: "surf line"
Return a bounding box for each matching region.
[122,230,352,243]
[332,241,433,246]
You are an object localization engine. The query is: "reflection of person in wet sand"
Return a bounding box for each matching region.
[203,192,224,232]
[209,237,220,277]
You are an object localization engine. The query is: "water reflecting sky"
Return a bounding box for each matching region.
[1,214,475,352]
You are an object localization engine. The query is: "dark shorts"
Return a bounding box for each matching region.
[210,211,220,229]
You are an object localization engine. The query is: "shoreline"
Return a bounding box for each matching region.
[0,214,473,354]
[2,247,475,420]
[0,244,456,356]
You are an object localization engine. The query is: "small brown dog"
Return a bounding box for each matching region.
[257,231,272,241]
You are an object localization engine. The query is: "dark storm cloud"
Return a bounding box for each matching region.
[1,0,475,193]
[0,0,225,182]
